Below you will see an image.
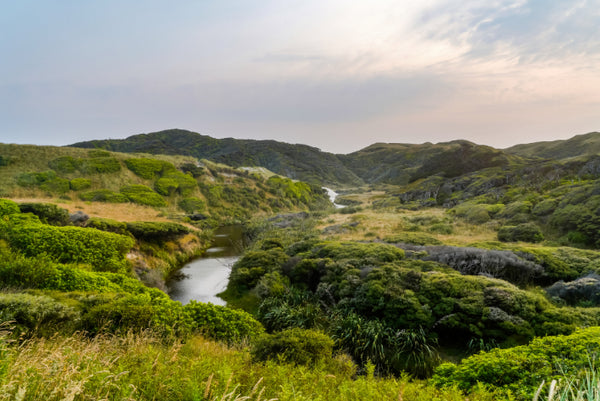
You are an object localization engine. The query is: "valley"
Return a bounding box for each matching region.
[2,131,600,400]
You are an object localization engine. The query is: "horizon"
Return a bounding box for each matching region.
[2,1,599,154]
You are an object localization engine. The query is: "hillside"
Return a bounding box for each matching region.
[71,129,364,187]
[505,131,600,159]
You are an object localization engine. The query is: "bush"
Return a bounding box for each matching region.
[125,158,174,179]
[86,217,128,235]
[48,156,80,174]
[155,171,197,196]
[184,301,264,343]
[16,171,70,194]
[125,221,190,242]
[120,185,167,207]
[79,189,128,203]
[497,223,544,243]
[251,327,333,366]
[18,202,71,226]
[0,292,79,335]
[384,232,443,246]
[178,197,206,214]
[7,223,134,272]
[0,199,19,216]
[79,157,121,174]
[431,327,600,400]
[69,178,92,191]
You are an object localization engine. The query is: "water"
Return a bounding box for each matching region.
[323,187,345,209]
[167,225,246,306]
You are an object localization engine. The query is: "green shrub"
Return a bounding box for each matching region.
[431,327,600,400]
[309,241,405,262]
[184,301,264,343]
[532,199,557,216]
[79,157,121,174]
[178,197,206,214]
[125,221,190,242]
[229,248,290,290]
[497,201,533,219]
[79,189,128,203]
[155,171,197,197]
[124,158,174,179]
[120,185,167,207]
[18,202,71,226]
[48,156,80,174]
[0,155,10,166]
[80,294,156,335]
[7,223,134,272]
[16,171,70,193]
[0,292,79,335]
[498,223,544,243]
[69,178,92,191]
[0,199,19,216]
[251,327,333,366]
[86,217,128,235]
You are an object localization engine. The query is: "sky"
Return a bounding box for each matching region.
[1,0,599,154]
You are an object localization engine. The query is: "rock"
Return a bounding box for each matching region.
[69,210,89,225]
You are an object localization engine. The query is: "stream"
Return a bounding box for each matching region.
[167,225,246,306]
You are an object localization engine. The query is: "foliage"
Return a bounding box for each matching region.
[85,217,128,235]
[69,177,92,190]
[124,157,173,179]
[79,189,128,203]
[125,221,190,242]
[184,301,264,343]
[120,184,167,207]
[155,171,197,196]
[18,202,71,226]
[251,327,334,366]
[178,197,206,214]
[5,221,134,272]
[0,199,19,216]
[498,223,545,243]
[431,327,600,400]
[16,170,70,194]
[384,232,443,246]
[79,156,121,174]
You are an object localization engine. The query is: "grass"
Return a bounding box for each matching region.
[0,329,504,401]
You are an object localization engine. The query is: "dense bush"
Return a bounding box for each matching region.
[79,157,121,174]
[16,171,70,193]
[431,327,600,400]
[155,171,197,196]
[497,223,544,243]
[125,221,190,242]
[18,202,71,226]
[6,223,134,272]
[178,197,206,214]
[86,217,128,235]
[79,189,128,203]
[251,327,333,366]
[302,241,405,263]
[0,199,19,216]
[184,301,264,343]
[0,292,79,335]
[384,232,443,246]
[125,158,174,179]
[48,156,80,173]
[229,248,290,290]
[69,177,92,191]
[120,185,167,207]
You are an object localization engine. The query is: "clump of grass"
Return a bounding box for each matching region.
[534,369,600,401]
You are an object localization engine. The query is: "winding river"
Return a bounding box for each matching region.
[167,225,246,306]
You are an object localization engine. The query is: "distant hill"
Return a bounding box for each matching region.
[71,129,363,187]
[505,131,600,159]
[340,140,522,185]
[71,129,529,187]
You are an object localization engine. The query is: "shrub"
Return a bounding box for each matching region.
[79,189,128,203]
[155,171,197,196]
[120,185,167,207]
[178,197,206,214]
[184,301,264,343]
[532,199,557,216]
[384,232,443,246]
[125,221,190,242]
[48,156,80,174]
[7,223,134,272]
[16,171,70,193]
[86,217,128,235]
[0,292,79,336]
[69,178,92,191]
[125,158,174,179]
[80,294,156,335]
[18,202,71,226]
[229,248,290,290]
[497,223,544,243]
[79,157,121,174]
[431,327,600,400]
[251,327,333,366]
[309,241,405,262]
[0,199,19,216]
[0,155,10,166]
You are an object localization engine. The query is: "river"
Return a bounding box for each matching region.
[167,225,246,306]
[323,187,345,209]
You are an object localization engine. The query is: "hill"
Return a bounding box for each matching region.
[505,131,600,159]
[71,129,364,187]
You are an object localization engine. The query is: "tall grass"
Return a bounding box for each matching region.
[534,369,600,401]
[0,329,504,401]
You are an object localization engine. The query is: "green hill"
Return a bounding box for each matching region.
[71,129,364,187]
[505,131,600,159]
